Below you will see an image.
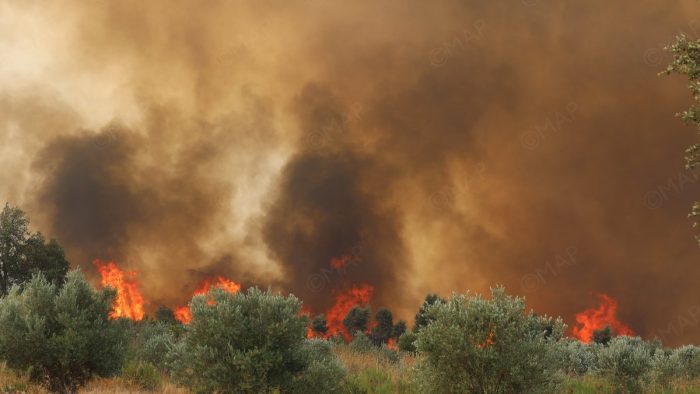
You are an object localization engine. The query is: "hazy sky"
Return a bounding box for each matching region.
[1,0,700,344]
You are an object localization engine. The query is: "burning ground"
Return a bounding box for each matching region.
[1,0,700,345]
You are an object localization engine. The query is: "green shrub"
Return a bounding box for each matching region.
[398,332,417,353]
[560,340,598,376]
[290,339,346,394]
[131,322,176,370]
[350,331,373,352]
[414,286,565,394]
[0,271,128,393]
[169,287,344,393]
[596,336,653,393]
[650,348,679,389]
[671,345,700,379]
[122,360,161,391]
[345,367,396,394]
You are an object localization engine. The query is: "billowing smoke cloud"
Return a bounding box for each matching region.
[2,0,700,344]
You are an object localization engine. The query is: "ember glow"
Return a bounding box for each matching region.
[330,255,353,270]
[174,276,241,324]
[93,260,145,321]
[572,294,635,343]
[324,284,374,341]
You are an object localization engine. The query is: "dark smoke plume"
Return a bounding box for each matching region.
[1,0,700,344]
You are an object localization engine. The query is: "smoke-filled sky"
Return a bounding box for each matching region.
[2,0,700,344]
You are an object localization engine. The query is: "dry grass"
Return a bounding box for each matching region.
[78,377,187,394]
[333,344,417,385]
[0,363,47,394]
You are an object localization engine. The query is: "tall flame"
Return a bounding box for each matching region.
[323,284,374,341]
[572,293,634,343]
[93,260,145,321]
[174,276,241,324]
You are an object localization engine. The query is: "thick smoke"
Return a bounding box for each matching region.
[1,0,700,344]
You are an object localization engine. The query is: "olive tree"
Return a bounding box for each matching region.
[169,287,345,393]
[0,270,127,392]
[664,30,700,242]
[414,286,566,394]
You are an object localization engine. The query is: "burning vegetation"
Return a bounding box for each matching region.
[93,259,145,321]
[174,276,241,324]
[572,293,635,343]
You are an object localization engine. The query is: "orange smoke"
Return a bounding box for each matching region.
[572,293,635,343]
[93,260,145,321]
[324,284,374,341]
[174,276,240,324]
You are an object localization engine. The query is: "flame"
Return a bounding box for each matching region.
[478,331,495,348]
[387,338,398,350]
[330,255,353,269]
[175,276,241,324]
[93,260,145,321]
[324,284,374,341]
[572,293,635,343]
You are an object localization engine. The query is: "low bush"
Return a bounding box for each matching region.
[121,360,161,391]
[169,287,345,393]
[414,286,565,393]
[0,271,128,392]
[596,336,654,393]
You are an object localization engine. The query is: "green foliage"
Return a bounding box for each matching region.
[398,331,417,353]
[154,305,177,325]
[345,367,410,394]
[289,339,346,394]
[0,204,69,296]
[392,319,407,339]
[414,293,443,332]
[664,33,700,242]
[312,313,328,335]
[122,360,161,391]
[672,345,700,379]
[130,322,176,371]
[344,306,371,335]
[559,340,598,376]
[370,308,393,346]
[414,286,566,394]
[593,325,613,346]
[0,270,128,392]
[596,336,654,393]
[350,331,373,353]
[169,287,344,393]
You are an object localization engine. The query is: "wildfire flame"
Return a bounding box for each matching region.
[93,260,145,321]
[174,276,241,324]
[572,293,634,343]
[323,284,374,341]
[330,255,353,270]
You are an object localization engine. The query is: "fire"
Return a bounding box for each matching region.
[478,331,495,348]
[387,338,398,350]
[324,284,374,341]
[330,255,353,269]
[174,276,241,324]
[572,293,634,343]
[93,260,145,321]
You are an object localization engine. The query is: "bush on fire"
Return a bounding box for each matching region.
[168,287,346,393]
[413,286,566,394]
[0,270,128,392]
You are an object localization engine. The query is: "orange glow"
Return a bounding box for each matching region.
[324,284,374,341]
[572,293,635,343]
[93,260,145,321]
[175,276,241,324]
[478,331,495,348]
[330,255,353,269]
[387,338,398,350]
